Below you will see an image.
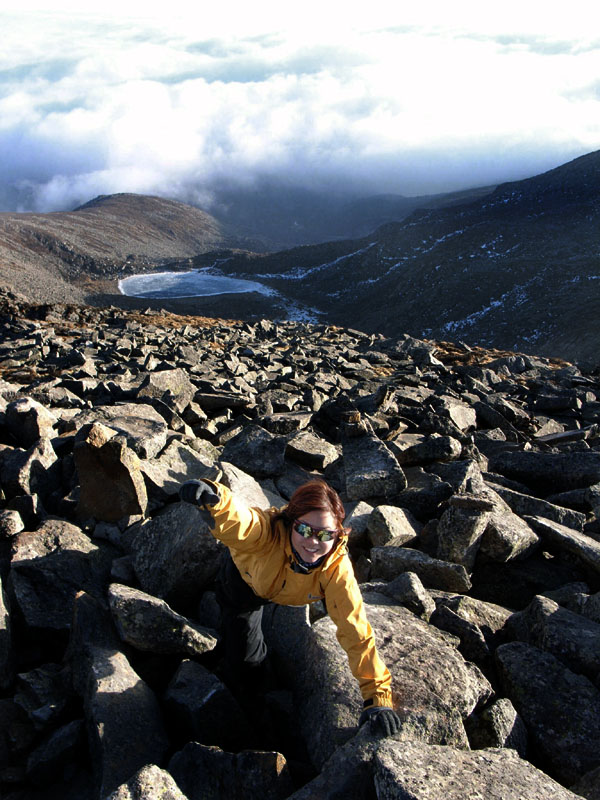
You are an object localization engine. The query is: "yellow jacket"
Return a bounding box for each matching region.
[207,483,393,708]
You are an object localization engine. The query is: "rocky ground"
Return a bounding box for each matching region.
[0,287,600,799]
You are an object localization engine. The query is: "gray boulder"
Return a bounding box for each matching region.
[131,502,223,610]
[5,397,58,448]
[367,504,421,547]
[388,433,462,467]
[0,508,24,537]
[434,594,512,646]
[105,764,187,800]
[373,739,582,800]
[344,499,373,549]
[9,519,115,630]
[480,508,540,563]
[26,718,85,786]
[436,500,491,571]
[74,422,148,523]
[168,741,294,800]
[489,481,586,530]
[525,515,600,577]
[221,425,286,479]
[107,583,219,656]
[284,599,491,769]
[464,697,528,756]
[506,594,600,687]
[14,662,72,731]
[496,641,600,784]
[285,430,339,470]
[371,547,472,593]
[343,433,407,500]
[139,438,217,499]
[67,403,168,459]
[164,660,253,752]
[0,437,59,499]
[220,461,283,510]
[84,647,169,799]
[137,367,195,412]
[394,467,453,518]
[490,451,600,494]
[385,572,436,621]
[429,604,491,664]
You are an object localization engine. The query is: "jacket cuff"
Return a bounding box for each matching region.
[363,692,394,709]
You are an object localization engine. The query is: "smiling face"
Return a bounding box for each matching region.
[290,509,339,564]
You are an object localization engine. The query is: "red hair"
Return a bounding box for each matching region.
[274,480,349,534]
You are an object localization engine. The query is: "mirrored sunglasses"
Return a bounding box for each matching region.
[294,520,338,542]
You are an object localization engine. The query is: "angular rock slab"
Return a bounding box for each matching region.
[164,660,253,752]
[85,647,169,799]
[221,424,286,479]
[394,467,453,519]
[371,546,472,593]
[480,507,539,563]
[525,515,600,578]
[385,572,436,621]
[373,739,582,800]
[67,403,168,459]
[496,641,600,784]
[139,438,217,498]
[286,722,470,800]
[131,502,223,610]
[464,697,528,756]
[26,718,85,786]
[489,481,586,531]
[5,397,58,448]
[367,504,421,548]
[0,437,58,499]
[137,367,195,412]
[220,460,282,510]
[507,594,600,688]
[107,583,219,656]
[436,502,491,570]
[273,597,491,770]
[9,519,114,630]
[343,434,407,500]
[106,764,187,800]
[490,451,600,494]
[168,741,294,800]
[74,422,148,523]
[285,430,339,470]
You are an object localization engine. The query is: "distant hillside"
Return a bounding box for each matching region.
[209,150,600,364]
[0,194,244,304]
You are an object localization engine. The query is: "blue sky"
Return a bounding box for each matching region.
[2,1,600,212]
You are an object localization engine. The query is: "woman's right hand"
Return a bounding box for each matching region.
[179,480,220,507]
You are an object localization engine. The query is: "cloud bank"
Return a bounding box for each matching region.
[2,3,600,212]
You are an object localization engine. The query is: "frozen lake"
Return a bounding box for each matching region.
[118,268,274,299]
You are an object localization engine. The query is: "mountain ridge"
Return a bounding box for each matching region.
[0,151,599,363]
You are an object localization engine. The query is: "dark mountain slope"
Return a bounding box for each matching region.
[217,150,600,363]
[209,182,495,248]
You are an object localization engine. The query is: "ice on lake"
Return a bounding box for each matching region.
[119,268,275,299]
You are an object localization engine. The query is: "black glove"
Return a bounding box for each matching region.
[359,706,401,736]
[179,480,220,507]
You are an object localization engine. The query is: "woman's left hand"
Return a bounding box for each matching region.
[359,706,401,736]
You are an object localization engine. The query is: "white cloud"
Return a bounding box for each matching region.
[1,3,600,211]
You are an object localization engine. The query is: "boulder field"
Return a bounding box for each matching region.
[0,289,599,799]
